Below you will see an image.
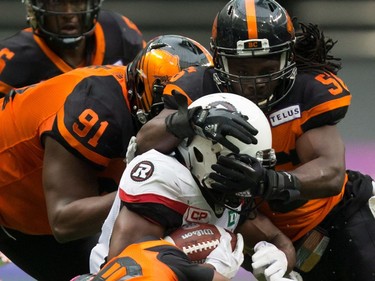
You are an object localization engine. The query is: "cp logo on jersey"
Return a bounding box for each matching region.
[130,161,154,182]
[184,207,211,224]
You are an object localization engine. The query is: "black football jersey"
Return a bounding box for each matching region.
[0,10,145,97]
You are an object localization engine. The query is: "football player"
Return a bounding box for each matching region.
[0,35,215,281]
[135,0,375,280]
[91,94,296,281]
[0,0,145,97]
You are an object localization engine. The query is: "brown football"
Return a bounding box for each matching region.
[164,223,237,263]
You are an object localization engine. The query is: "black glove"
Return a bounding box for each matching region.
[165,91,258,153]
[209,155,302,201]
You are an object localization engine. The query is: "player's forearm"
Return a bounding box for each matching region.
[50,192,116,242]
[236,214,296,272]
[294,125,346,199]
[292,158,346,199]
[136,109,181,154]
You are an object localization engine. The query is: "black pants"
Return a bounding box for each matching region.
[0,227,99,281]
[297,171,375,281]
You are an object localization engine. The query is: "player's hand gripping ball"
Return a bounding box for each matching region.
[164,223,237,263]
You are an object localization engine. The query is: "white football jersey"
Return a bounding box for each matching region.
[90,149,243,273]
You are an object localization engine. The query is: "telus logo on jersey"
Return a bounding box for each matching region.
[130,161,154,182]
[269,105,301,126]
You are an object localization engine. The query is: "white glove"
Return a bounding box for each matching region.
[125,136,137,164]
[369,195,375,218]
[251,241,288,281]
[286,270,303,281]
[205,232,244,279]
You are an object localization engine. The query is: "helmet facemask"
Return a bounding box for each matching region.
[24,0,102,48]
[214,51,297,110]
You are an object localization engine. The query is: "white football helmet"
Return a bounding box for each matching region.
[177,93,273,189]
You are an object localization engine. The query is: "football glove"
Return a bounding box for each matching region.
[209,155,302,201]
[165,91,258,153]
[205,232,244,279]
[252,241,288,281]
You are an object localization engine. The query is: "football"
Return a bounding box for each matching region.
[164,223,237,263]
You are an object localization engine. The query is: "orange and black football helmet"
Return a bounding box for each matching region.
[127,34,213,125]
[211,0,297,110]
[24,0,102,47]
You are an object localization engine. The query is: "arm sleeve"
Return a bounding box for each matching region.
[297,71,351,132]
[51,75,134,168]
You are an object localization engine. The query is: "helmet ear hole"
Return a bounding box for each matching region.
[135,75,145,97]
[193,147,204,163]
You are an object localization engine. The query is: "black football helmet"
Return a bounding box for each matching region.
[211,0,297,110]
[24,0,102,47]
[126,34,213,126]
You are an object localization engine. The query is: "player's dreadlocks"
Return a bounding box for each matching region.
[294,22,342,74]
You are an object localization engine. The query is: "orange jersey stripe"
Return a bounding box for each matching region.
[33,22,107,71]
[33,35,73,73]
[122,16,143,38]
[271,94,352,166]
[91,23,106,65]
[299,95,352,129]
[163,84,193,105]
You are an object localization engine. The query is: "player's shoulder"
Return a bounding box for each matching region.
[50,68,133,164]
[274,70,351,127]
[61,67,130,117]
[97,10,141,31]
[0,28,42,63]
[96,10,144,65]
[127,150,184,175]
[295,70,350,95]
[123,150,192,192]
[164,66,217,107]
[172,65,215,82]
[97,10,122,23]
[292,70,350,106]
[0,29,55,93]
[0,28,34,47]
